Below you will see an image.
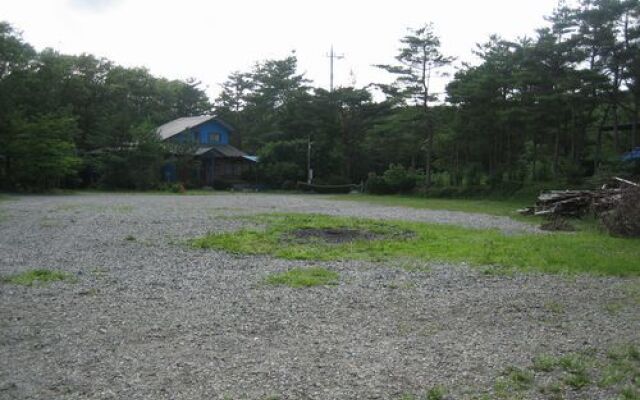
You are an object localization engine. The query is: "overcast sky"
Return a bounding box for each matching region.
[2,0,563,101]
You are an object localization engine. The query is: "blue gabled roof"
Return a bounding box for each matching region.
[156,116,234,140]
[622,147,640,162]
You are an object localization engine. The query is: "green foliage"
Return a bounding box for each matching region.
[257,139,307,185]
[365,174,392,194]
[3,0,640,192]
[96,121,164,189]
[0,21,211,191]
[264,267,339,288]
[382,164,419,192]
[191,213,640,276]
[3,269,72,286]
[2,112,81,191]
[366,164,419,194]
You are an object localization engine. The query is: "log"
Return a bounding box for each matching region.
[522,187,624,217]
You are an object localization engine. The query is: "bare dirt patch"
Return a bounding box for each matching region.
[288,227,383,243]
[286,227,414,244]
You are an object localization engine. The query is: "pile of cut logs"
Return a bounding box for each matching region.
[518,177,638,217]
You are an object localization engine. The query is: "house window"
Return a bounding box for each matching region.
[209,132,221,143]
[192,131,199,143]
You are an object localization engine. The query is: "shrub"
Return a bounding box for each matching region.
[366,164,417,194]
[383,164,417,193]
[212,180,232,191]
[161,182,186,193]
[365,174,393,194]
[600,186,640,237]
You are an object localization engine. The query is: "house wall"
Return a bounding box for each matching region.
[168,120,230,145]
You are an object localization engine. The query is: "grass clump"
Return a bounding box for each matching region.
[3,269,72,286]
[414,345,639,398]
[564,371,591,389]
[558,354,589,374]
[557,354,592,390]
[620,386,640,400]
[425,386,447,400]
[264,267,339,288]
[192,213,640,276]
[504,367,535,390]
[533,354,558,372]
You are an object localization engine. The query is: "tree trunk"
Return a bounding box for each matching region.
[454,143,460,186]
[595,105,611,171]
[633,100,639,149]
[613,102,619,152]
[425,129,432,187]
[553,129,560,177]
[532,131,537,182]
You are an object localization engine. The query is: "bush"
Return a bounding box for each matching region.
[163,182,185,193]
[365,174,390,194]
[366,164,417,194]
[314,175,351,186]
[212,180,232,191]
[281,180,297,190]
[600,187,640,237]
[2,113,81,191]
[383,164,417,193]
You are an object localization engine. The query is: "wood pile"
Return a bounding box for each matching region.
[518,177,637,217]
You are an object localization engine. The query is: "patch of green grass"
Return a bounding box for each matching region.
[538,381,564,397]
[557,354,592,390]
[399,388,447,400]
[600,364,628,388]
[191,213,640,276]
[558,354,590,374]
[2,269,73,286]
[544,301,565,314]
[564,371,591,389]
[533,354,558,372]
[620,385,640,400]
[503,367,535,391]
[426,386,447,400]
[415,344,639,398]
[328,194,535,221]
[264,267,339,288]
[124,235,136,241]
[604,301,626,315]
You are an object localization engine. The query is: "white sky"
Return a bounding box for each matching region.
[1,0,563,101]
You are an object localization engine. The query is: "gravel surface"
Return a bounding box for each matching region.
[0,193,638,399]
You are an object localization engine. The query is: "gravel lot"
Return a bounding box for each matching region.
[0,193,638,399]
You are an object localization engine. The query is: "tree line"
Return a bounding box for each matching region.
[0,21,211,190]
[1,0,639,193]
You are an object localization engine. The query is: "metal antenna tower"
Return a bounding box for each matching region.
[326,45,344,92]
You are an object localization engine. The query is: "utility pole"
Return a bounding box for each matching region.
[307,135,313,184]
[326,45,344,92]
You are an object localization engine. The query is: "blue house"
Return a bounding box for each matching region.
[157,115,256,186]
[622,147,640,162]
